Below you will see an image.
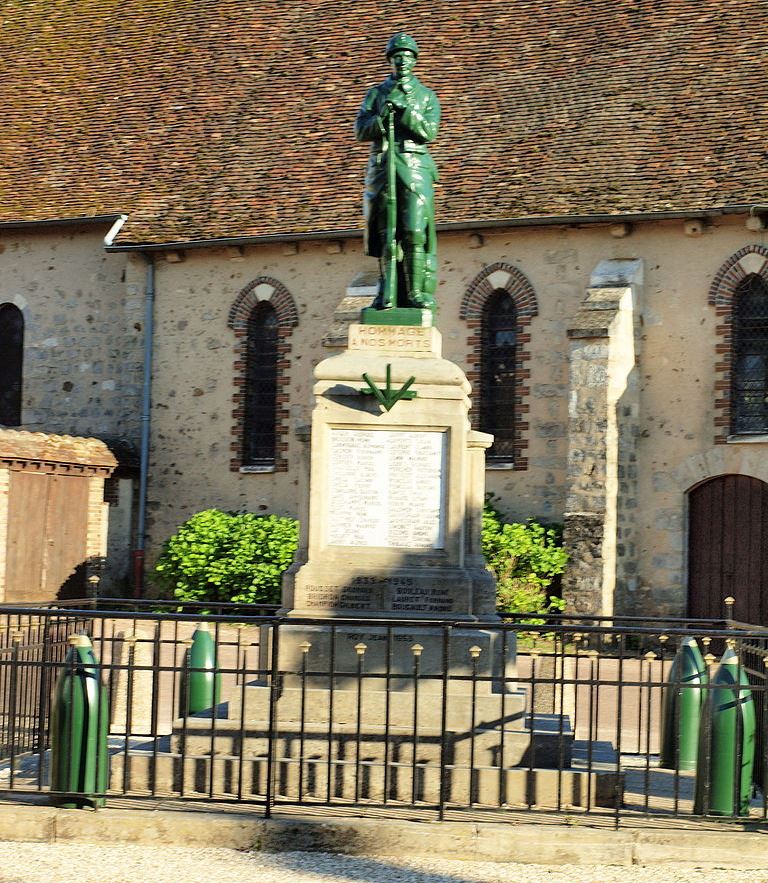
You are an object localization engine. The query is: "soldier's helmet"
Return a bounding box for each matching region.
[386,33,419,58]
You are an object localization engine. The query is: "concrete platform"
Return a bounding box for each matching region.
[0,801,767,867]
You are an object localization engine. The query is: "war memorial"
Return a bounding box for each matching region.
[1,29,763,838]
[158,33,617,808]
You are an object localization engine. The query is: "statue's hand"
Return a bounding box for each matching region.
[386,93,407,111]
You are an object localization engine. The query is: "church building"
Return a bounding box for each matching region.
[1,0,767,621]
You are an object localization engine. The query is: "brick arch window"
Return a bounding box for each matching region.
[243,301,278,466]
[228,277,298,472]
[0,303,23,426]
[709,246,768,441]
[460,262,538,468]
[481,290,517,460]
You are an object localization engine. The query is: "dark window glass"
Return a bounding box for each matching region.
[732,274,768,434]
[0,304,23,426]
[243,301,278,465]
[481,290,517,461]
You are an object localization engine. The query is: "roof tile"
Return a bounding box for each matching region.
[1,0,767,244]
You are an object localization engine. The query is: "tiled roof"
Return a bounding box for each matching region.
[0,430,117,468]
[1,0,767,245]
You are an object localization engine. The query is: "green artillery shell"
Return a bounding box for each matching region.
[694,646,756,816]
[660,636,707,771]
[184,622,221,715]
[49,634,109,809]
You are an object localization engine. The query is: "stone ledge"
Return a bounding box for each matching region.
[1,804,767,867]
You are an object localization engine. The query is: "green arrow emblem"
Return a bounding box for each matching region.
[360,364,417,412]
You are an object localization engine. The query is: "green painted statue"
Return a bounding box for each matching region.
[356,33,441,313]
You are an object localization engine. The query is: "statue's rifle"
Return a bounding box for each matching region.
[383,101,397,309]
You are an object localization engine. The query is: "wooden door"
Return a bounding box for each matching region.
[5,472,47,602]
[688,474,768,624]
[44,474,89,598]
[5,471,89,602]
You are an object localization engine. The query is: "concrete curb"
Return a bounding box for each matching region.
[1,806,767,867]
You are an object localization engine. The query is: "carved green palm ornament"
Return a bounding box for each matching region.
[356,33,440,315]
[360,363,417,411]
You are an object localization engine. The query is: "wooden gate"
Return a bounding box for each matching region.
[0,430,116,603]
[5,471,90,601]
[688,474,768,624]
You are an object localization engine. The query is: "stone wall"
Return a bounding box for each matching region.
[138,217,768,617]
[5,215,768,616]
[0,226,143,447]
[561,261,642,616]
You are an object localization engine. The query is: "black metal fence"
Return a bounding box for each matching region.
[0,609,91,762]
[0,600,766,829]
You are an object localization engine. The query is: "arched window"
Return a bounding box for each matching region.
[732,274,768,435]
[0,304,23,426]
[243,301,278,466]
[228,276,298,473]
[481,290,517,461]
[461,262,537,470]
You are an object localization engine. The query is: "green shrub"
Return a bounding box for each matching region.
[482,497,568,617]
[153,509,298,606]
[153,502,565,617]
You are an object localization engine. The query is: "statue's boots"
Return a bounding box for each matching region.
[405,250,435,310]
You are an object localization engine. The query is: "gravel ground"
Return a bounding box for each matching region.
[0,844,766,883]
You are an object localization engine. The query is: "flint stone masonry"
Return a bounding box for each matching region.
[0,229,143,444]
[562,260,643,617]
[8,221,763,619]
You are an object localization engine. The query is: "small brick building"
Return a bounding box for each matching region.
[0,431,116,602]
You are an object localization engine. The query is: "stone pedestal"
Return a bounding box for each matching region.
[278,323,510,683]
[285,324,494,619]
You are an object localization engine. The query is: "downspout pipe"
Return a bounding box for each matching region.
[133,252,155,597]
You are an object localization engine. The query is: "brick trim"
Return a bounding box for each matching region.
[708,247,768,444]
[228,277,298,472]
[460,262,538,471]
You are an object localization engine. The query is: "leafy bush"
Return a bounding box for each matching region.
[153,502,565,617]
[153,509,298,605]
[482,497,568,617]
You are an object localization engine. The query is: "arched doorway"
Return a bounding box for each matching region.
[688,474,768,624]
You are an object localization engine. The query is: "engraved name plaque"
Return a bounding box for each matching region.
[326,429,446,549]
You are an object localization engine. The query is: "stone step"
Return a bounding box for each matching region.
[223,684,529,731]
[110,748,617,808]
[169,712,573,768]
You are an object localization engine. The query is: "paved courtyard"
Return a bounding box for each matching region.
[0,843,766,883]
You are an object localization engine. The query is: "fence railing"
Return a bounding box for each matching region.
[0,602,765,828]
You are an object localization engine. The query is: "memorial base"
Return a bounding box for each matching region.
[238,321,602,808]
[360,306,432,326]
[161,682,622,808]
[283,324,497,639]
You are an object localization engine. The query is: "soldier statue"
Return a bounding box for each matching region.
[356,33,440,313]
